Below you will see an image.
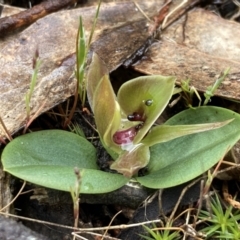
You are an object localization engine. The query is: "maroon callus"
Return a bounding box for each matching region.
[113,127,137,145]
[127,112,144,122]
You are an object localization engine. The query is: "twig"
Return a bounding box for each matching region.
[0,0,77,36]
[162,0,188,29]
[168,177,202,223]
[0,116,12,141]
[23,95,48,134]
[72,231,120,240]
[133,1,152,22]
[148,0,172,34]
[102,210,122,240]
[63,75,79,128]
[161,0,200,30]
[0,211,162,232]
[0,181,26,212]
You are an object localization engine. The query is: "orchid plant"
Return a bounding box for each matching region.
[2,53,240,194]
[86,53,232,178]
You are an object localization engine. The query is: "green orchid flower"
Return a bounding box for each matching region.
[87,53,232,178]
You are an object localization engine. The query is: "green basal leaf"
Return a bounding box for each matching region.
[87,52,108,109]
[110,144,150,178]
[6,166,128,194]
[2,130,98,169]
[136,106,240,188]
[117,75,176,144]
[1,130,128,193]
[142,119,233,146]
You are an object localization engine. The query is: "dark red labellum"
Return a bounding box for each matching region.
[113,127,137,145]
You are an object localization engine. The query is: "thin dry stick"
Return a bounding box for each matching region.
[195,152,230,220]
[201,148,230,197]
[72,234,88,240]
[0,0,77,35]
[46,110,68,118]
[0,212,82,231]
[167,207,204,240]
[101,210,122,240]
[0,211,161,232]
[195,180,205,225]
[172,204,206,239]
[0,181,26,212]
[180,208,197,239]
[231,9,240,20]
[161,0,200,30]
[150,226,185,234]
[143,191,160,221]
[168,177,202,223]
[133,1,152,22]
[79,112,97,132]
[215,163,240,177]
[158,189,168,223]
[23,94,48,134]
[0,116,12,141]
[73,219,162,232]
[72,231,120,240]
[0,136,6,145]
[162,0,188,29]
[72,168,81,240]
[233,0,240,8]
[148,0,172,35]
[64,77,79,128]
[174,207,195,222]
